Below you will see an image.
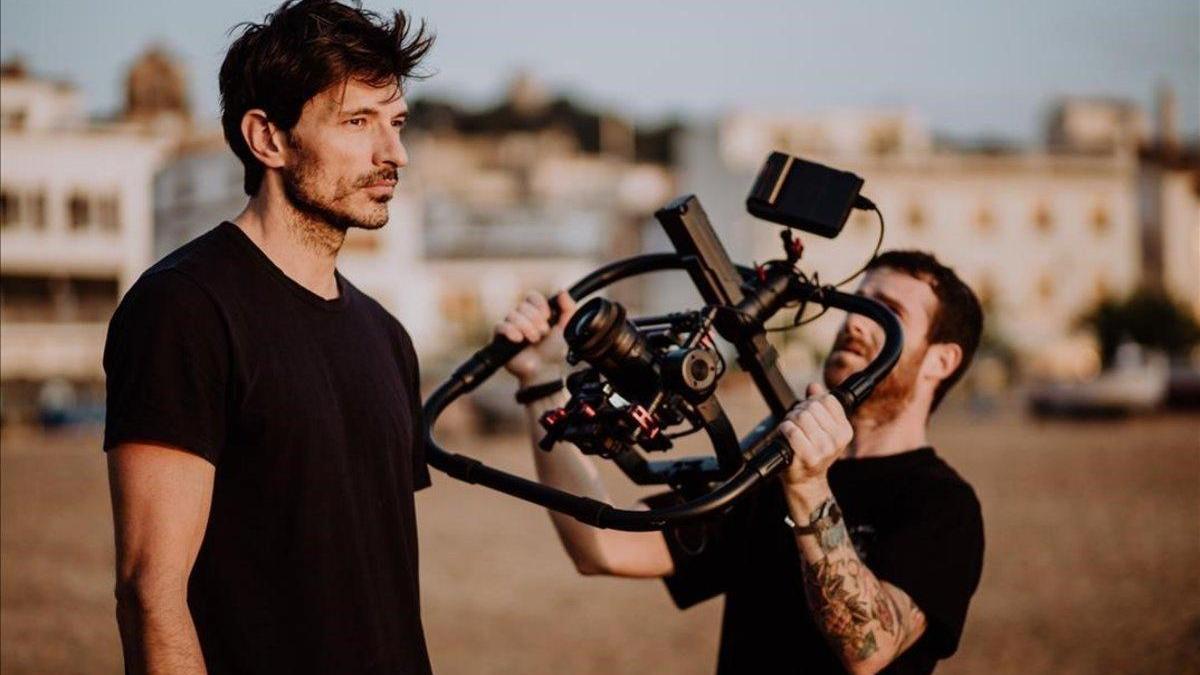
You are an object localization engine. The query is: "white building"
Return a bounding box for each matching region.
[646,100,1197,380]
[1,61,176,420]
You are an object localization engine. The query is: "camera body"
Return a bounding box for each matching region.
[538,298,720,458]
[746,152,865,238]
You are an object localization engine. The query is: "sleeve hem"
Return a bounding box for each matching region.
[103,425,219,466]
[645,490,728,609]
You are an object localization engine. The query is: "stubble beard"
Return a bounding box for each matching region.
[280,140,392,252]
[824,341,926,428]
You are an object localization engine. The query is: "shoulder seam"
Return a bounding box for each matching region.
[139,267,233,337]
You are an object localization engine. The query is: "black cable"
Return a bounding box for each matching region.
[763,268,812,332]
[767,200,884,332]
[665,424,704,440]
[832,202,885,288]
[793,270,831,327]
[794,305,831,327]
[710,201,884,336]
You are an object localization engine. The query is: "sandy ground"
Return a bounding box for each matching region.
[2,389,1198,674]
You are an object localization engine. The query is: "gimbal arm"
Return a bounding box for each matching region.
[422,251,904,531]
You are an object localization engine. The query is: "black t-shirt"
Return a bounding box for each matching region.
[659,447,983,675]
[103,222,432,674]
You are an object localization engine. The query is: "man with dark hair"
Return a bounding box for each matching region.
[498,249,986,674]
[103,2,435,672]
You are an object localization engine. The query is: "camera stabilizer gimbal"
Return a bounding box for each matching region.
[422,153,904,532]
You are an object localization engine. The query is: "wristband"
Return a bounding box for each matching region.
[515,379,565,405]
[784,500,842,537]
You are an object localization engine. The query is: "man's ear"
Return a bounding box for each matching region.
[240,109,288,170]
[922,342,963,385]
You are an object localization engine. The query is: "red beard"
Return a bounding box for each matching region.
[824,337,926,426]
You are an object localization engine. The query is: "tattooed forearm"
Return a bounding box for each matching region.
[881,580,926,653]
[801,542,884,660]
[793,496,926,669]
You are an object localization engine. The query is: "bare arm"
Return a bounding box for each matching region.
[778,385,926,675]
[108,442,214,675]
[499,291,673,579]
[786,489,926,674]
[521,388,674,577]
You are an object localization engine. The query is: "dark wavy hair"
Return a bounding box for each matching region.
[866,250,984,412]
[219,0,433,196]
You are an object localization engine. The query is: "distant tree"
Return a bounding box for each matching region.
[1077,288,1200,368]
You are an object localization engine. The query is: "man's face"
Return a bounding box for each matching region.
[823,267,939,423]
[280,77,409,231]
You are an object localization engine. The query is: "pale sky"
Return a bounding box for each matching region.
[2,0,1196,141]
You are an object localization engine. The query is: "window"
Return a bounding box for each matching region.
[64,192,118,232]
[97,195,119,232]
[0,274,120,322]
[0,107,27,130]
[1,188,50,230]
[28,191,46,229]
[0,274,55,321]
[68,277,120,321]
[1093,273,1112,302]
[68,193,89,229]
[974,204,994,233]
[1090,203,1111,236]
[975,271,998,310]
[1036,273,1055,304]
[867,127,901,155]
[906,203,926,230]
[1032,201,1053,234]
[0,188,15,228]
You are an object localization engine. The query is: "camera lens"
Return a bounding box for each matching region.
[564,297,660,404]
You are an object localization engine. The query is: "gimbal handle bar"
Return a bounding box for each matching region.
[423,253,903,531]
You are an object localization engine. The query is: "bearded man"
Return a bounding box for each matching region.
[498,250,986,674]
[102,2,435,672]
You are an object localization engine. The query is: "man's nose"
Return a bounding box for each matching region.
[374,124,407,169]
[843,313,880,347]
[844,313,871,339]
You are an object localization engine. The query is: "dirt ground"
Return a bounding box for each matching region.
[2,389,1198,674]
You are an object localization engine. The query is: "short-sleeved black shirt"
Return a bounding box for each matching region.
[658,447,983,675]
[103,222,432,674]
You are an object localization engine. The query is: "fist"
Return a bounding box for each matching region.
[496,290,576,384]
[777,382,853,487]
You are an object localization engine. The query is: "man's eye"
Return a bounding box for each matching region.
[392,120,406,132]
[347,118,366,127]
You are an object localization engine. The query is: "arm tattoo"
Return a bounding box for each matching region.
[802,543,882,660]
[796,496,922,665]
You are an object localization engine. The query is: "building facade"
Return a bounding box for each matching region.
[1,61,177,421]
[646,101,1197,382]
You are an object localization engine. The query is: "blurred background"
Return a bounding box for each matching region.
[1,0,1197,673]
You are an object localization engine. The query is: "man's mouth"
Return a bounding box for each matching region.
[359,169,399,190]
[832,338,870,359]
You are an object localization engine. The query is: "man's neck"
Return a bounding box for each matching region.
[846,404,930,459]
[232,189,345,300]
